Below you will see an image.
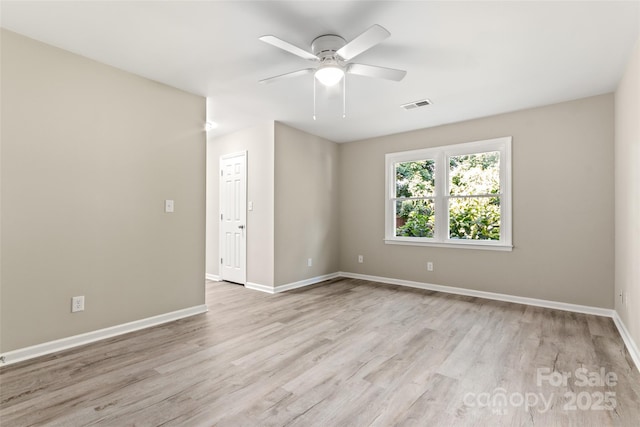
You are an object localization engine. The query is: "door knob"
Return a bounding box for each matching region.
[238,225,245,229]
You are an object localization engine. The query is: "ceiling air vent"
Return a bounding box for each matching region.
[401,99,432,110]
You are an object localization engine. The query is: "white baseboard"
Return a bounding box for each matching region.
[205,273,220,281]
[612,312,640,373]
[245,282,276,294]
[274,272,340,293]
[245,273,340,294]
[0,304,208,367]
[339,272,615,317]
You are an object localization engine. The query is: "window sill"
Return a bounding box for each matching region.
[384,239,513,251]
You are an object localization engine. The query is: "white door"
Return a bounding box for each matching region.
[219,152,247,284]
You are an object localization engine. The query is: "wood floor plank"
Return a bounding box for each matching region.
[1,278,639,426]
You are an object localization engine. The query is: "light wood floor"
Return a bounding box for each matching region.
[1,278,639,426]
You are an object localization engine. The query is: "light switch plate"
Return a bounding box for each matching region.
[165,200,174,213]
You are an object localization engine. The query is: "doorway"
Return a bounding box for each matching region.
[219,151,247,285]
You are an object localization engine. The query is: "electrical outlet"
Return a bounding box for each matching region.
[307,258,312,267]
[71,296,85,313]
[358,255,364,263]
[427,262,434,272]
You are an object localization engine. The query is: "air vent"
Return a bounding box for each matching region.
[401,99,432,110]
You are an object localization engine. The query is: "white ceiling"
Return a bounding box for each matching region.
[2,1,639,143]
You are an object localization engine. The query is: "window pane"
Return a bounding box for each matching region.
[449,152,500,196]
[396,199,435,238]
[449,197,501,240]
[395,160,435,198]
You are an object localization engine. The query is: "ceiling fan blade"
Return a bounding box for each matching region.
[259,35,319,61]
[336,24,390,61]
[259,68,315,84]
[346,63,407,81]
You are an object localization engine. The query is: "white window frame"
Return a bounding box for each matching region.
[385,136,512,251]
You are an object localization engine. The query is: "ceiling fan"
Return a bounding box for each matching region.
[258,24,407,87]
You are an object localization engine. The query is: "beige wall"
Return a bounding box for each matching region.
[206,122,275,287]
[206,122,339,289]
[615,40,640,346]
[274,123,339,286]
[0,30,206,352]
[339,94,614,308]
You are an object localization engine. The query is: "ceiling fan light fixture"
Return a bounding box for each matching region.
[315,65,344,86]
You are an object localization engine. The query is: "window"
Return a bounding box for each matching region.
[385,137,512,250]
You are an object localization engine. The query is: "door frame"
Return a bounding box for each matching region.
[219,151,247,284]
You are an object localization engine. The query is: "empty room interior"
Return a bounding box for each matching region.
[1,1,639,425]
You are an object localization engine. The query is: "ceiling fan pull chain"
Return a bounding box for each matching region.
[342,75,346,118]
[313,77,317,121]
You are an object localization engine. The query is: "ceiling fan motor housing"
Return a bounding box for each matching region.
[311,35,347,61]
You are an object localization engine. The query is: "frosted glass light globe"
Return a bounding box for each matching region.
[315,65,344,86]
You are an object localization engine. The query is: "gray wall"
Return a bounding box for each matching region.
[274,123,339,286]
[206,122,275,287]
[615,39,640,346]
[339,94,614,308]
[1,30,206,352]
